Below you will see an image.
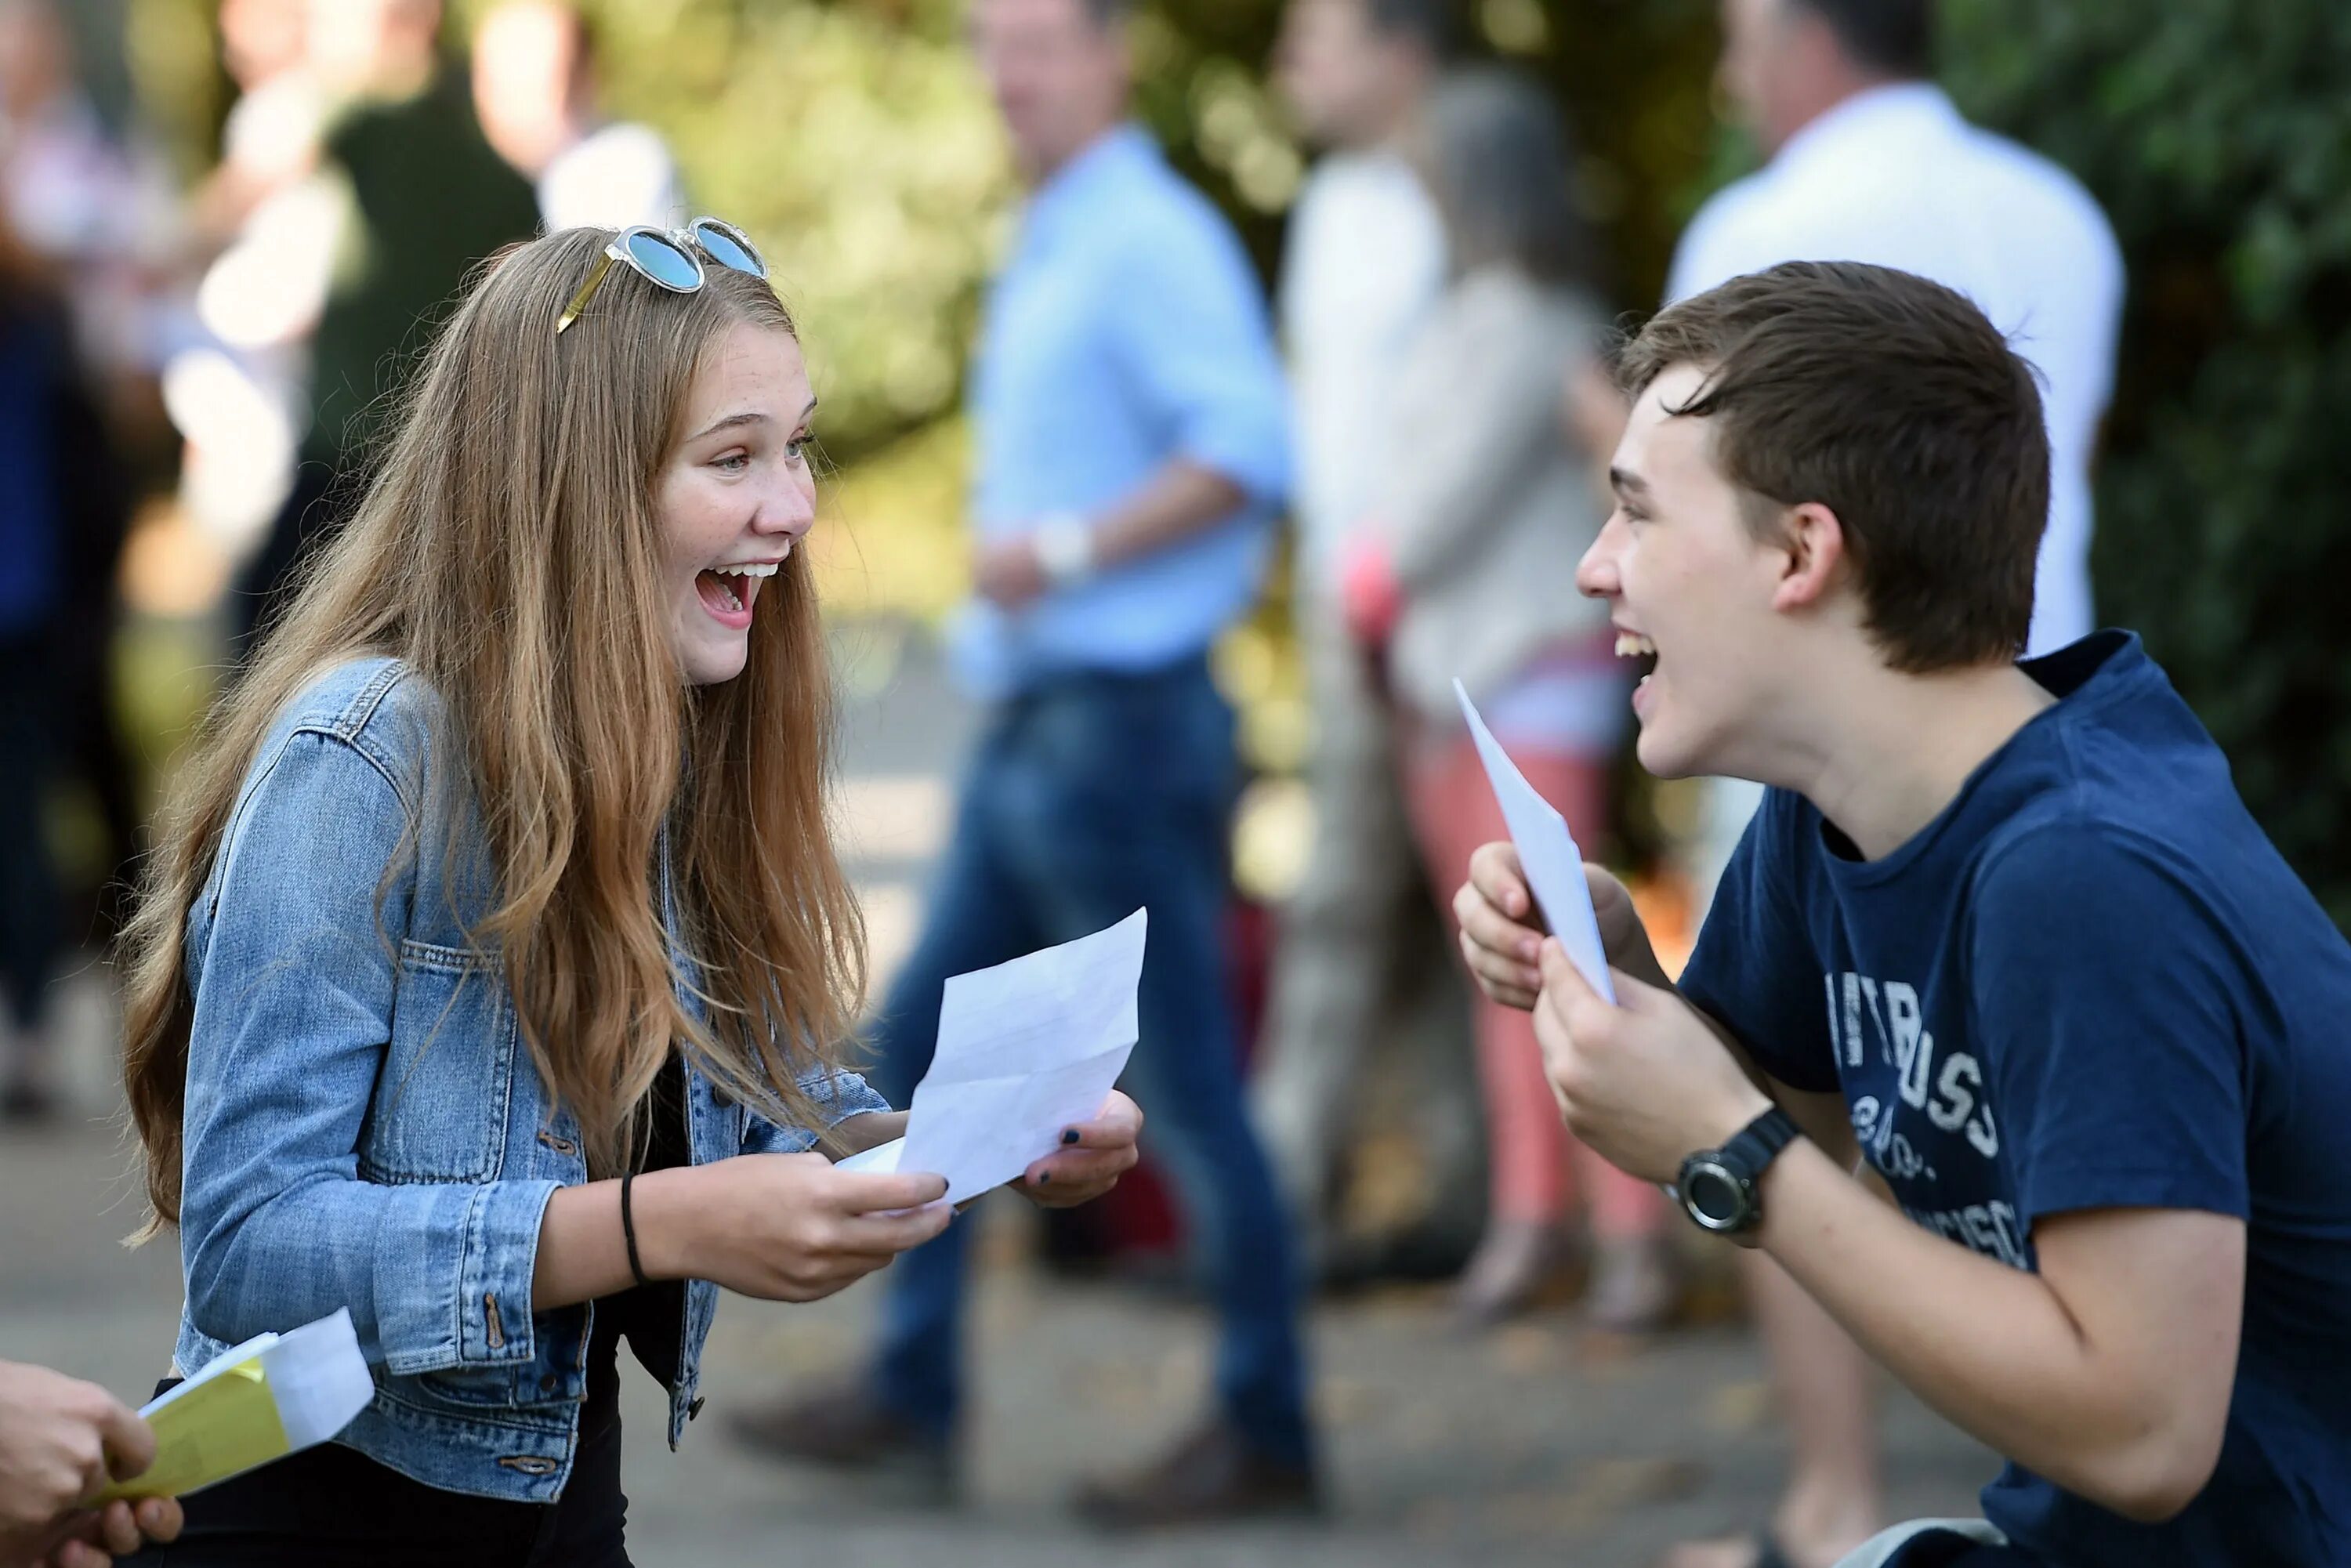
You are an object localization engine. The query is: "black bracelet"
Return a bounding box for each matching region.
[620,1169,650,1287]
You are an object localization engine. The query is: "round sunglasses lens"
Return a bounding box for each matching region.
[623,231,701,291]
[693,222,766,279]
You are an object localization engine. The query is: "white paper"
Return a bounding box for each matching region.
[259,1307,374,1447]
[143,1309,371,1436]
[869,909,1147,1204]
[1454,679,1617,1004]
[142,1331,279,1418]
[124,1308,372,1499]
[836,1135,903,1176]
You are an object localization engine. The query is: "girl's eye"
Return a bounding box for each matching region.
[785,435,813,465]
[713,451,750,473]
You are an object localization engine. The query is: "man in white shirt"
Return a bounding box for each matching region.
[1659,4,2122,1566]
[1254,0,1483,1288]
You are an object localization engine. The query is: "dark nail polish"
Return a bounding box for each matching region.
[1061,1128,1080,1145]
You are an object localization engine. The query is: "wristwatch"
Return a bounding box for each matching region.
[1673,1107,1801,1244]
[1030,513,1096,588]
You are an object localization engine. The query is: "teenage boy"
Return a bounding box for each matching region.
[1454,259,2351,1566]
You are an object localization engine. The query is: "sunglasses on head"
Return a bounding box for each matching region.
[555,217,768,336]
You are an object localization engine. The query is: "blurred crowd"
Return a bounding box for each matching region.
[0,0,2127,1562]
[0,0,676,1114]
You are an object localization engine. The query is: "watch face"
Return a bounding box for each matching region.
[1683,1162,1746,1229]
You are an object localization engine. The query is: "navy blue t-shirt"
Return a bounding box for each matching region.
[1678,632,2351,1567]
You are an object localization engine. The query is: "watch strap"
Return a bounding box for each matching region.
[1718,1106,1801,1179]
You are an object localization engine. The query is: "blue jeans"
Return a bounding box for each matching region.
[864,657,1311,1465]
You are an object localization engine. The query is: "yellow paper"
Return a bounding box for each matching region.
[98,1361,291,1501]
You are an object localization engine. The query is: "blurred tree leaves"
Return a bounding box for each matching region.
[1943,0,2351,923]
[453,0,1012,464]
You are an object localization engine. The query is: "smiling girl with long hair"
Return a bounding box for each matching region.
[114,224,1138,1566]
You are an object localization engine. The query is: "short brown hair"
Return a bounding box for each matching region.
[1794,0,1936,78]
[1620,260,2049,672]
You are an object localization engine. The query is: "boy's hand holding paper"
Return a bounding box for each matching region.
[1454,680,1618,1003]
[1453,680,1771,1184]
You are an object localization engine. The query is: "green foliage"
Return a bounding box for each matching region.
[454,0,1012,463]
[1943,1,2351,924]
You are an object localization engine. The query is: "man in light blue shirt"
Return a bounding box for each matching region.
[730,0,1316,1527]
[951,119,1288,695]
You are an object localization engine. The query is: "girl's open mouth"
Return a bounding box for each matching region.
[694,556,783,625]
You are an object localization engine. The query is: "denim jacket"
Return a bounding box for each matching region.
[172,657,889,1501]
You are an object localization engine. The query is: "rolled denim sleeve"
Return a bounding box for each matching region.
[740,1064,893,1156]
[1108,211,1291,508]
[179,728,557,1374]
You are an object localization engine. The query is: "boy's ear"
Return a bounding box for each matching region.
[1771,500,1847,612]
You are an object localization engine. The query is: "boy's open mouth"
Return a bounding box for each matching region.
[1614,629,1660,679]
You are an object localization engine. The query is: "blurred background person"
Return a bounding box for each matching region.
[230,0,537,650]
[0,0,153,954]
[0,218,120,1121]
[1657,2,2125,1565]
[0,0,171,375]
[168,0,329,578]
[189,0,323,246]
[472,0,683,234]
[729,0,1316,1526]
[1340,67,1674,1330]
[0,220,63,1122]
[1255,0,1487,1292]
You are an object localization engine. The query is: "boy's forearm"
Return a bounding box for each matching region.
[1671,994,1861,1171]
[1752,1140,2203,1519]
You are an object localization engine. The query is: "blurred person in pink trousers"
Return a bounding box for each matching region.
[1342,68,1675,1330]
[1260,0,1485,1292]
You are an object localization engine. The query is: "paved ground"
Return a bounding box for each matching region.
[0,624,1992,1565]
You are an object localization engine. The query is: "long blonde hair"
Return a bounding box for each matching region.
[121,228,864,1229]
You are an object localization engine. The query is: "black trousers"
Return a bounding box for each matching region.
[120,1382,629,1568]
[0,634,58,1039]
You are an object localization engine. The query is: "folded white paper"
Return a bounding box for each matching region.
[102,1307,373,1500]
[1454,679,1617,1004]
[836,1135,904,1175]
[842,910,1147,1204]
